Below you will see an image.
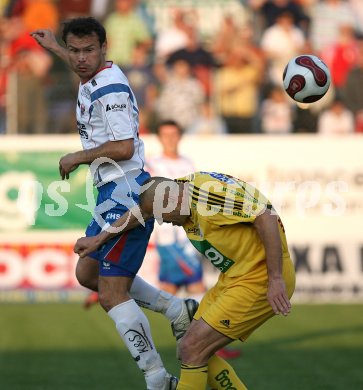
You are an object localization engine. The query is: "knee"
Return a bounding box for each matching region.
[75,267,88,288]
[98,290,113,312]
[179,333,210,365]
[98,289,131,312]
[75,258,98,290]
[97,277,132,312]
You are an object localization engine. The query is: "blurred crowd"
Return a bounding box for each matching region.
[1,0,363,135]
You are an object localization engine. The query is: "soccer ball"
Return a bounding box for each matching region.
[282,55,331,103]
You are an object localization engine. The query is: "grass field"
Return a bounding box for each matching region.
[1,303,363,390]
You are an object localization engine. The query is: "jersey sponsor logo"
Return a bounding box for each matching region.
[79,129,88,139]
[77,121,86,130]
[81,86,91,99]
[220,319,230,328]
[189,239,234,273]
[91,79,97,86]
[77,121,88,139]
[201,171,237,185]
[106,103,127,112]
[215,369,237,390]
[105,212,125,220]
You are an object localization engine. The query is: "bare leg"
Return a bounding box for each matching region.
[180,319,230,365]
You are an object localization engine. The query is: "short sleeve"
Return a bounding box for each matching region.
[91,83,138,141]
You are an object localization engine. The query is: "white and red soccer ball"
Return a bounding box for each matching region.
[283,54,331,103]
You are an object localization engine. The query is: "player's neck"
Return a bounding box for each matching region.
[80,60,110,84]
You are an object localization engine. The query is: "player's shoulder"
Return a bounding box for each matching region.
[91,63,129,88]
[89,63,133,102]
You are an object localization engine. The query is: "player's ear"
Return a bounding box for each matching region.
[101,42,107,56]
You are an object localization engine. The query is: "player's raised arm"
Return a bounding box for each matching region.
[31,29,70,66]
[253,210,291,316]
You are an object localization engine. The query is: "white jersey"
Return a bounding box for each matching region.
[76,61,145,185]
[148,155,194,246]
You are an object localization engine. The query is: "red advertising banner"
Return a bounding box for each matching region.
[0,243,79,289]
[0,242,88,302]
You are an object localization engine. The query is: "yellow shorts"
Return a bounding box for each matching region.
[194,257,296,341]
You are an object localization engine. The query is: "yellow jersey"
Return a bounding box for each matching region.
[177,172,290,278]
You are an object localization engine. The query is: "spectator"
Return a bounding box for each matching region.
[123,43,158,124]
[22,0,58,32]
[166,25,216,97]
[292,104,318,133]
[210,14,239,66]
[212,20,266,71]
[310,0,356,54]
[154,8,190,62]
[3,0,26,18]
[349,0,363,34]
[155,59,204,129]
[342,36,363,132]
[261,11,306,86]
[186,99,227,135]
[58,0,92,20]
[9,32,52,134]
[321,23,359,92]
[104,0,152,67]
[249,0,310,34]
[318,97,355,134]
[147,120,205,298]
[215,42,260,133]
[260,86,293,134]
[3,0,56,134]
[294,0,317,18]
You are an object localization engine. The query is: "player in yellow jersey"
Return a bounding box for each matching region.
[74,171,296,390]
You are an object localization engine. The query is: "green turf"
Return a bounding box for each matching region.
[1,303,363,389]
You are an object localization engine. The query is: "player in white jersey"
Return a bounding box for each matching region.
[31,17,198,390]
[76,62,145,184]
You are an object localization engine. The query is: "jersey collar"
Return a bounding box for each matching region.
[82,61,113,84]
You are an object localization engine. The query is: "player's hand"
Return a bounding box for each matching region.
[74,236,101,258]
[267,277,291,316]
[59,153,80,180]
[30,29,59,51]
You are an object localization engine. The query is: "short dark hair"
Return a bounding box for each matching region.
[157,120,183,136]
[62,17,106,46]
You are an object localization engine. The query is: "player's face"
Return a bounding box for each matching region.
[66,33,106,82]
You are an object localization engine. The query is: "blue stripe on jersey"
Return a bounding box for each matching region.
[90,83,139,114]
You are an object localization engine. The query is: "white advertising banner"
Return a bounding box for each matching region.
[0,135,362,302]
